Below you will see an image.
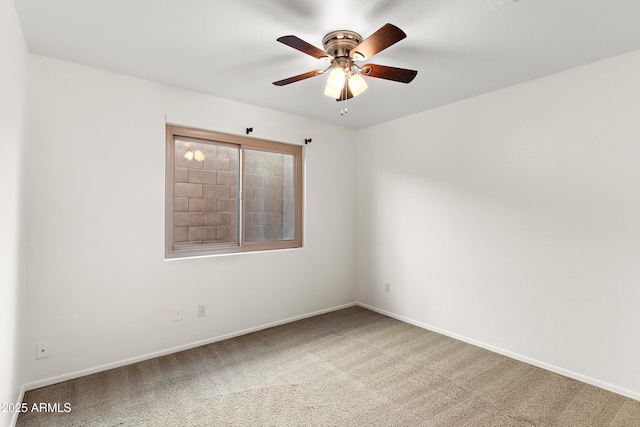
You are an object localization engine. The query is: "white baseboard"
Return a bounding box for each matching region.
[22,302,357,392]
[357,302,640,402]
[10,385,26,427]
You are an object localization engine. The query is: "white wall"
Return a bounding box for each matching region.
[357,50,640,400]
[0,0,28,425]
[21,55,357,386]
[13,14,640,405]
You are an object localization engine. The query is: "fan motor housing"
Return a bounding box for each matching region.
[322,30,362,58]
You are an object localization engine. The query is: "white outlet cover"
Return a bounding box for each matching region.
[174,306,183,321]
[198,304,207,317]
[36,341,50,359]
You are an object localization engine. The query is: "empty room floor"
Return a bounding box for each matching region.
[17,307,640,426]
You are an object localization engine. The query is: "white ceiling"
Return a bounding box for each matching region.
[14,0,640,129]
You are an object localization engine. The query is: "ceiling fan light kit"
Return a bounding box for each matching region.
[273,23,418,113]
[324,67,347,98]
[347,73,368,96]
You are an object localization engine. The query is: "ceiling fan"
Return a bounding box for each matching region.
[273,23,418,103]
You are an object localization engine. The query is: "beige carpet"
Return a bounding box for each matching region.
[17,306,640,426]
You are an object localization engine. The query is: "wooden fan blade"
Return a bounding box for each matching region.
[350,23,406,60]
[360,64,417,83]
[277,35,328,59]
[336,80,353,101]
[273,70,323,86]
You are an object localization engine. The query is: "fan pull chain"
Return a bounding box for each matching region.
[341,75,349,115]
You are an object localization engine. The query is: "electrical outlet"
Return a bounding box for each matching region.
[384,283,391,293]
[36,341,50,359]
[198,304,207,317]
[174,306,183,321]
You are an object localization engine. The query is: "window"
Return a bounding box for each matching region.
[165,125,303,258]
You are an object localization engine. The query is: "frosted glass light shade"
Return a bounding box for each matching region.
[184,150,194,161]
[348,73,368,97]
[324,67,346,98]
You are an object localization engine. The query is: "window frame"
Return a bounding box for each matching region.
[165,125,303,258]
